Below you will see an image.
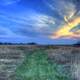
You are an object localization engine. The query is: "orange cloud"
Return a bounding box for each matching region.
[50,16,80,39]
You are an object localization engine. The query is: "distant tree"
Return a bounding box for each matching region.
[27,42,37,45]
[74,41,80,46]
[0,42,3,45]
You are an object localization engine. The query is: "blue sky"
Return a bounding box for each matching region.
[0,0,80,44]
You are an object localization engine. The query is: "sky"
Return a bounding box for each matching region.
[0,0,80,44]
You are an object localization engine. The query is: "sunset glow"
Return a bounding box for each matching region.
[50,16,80,39]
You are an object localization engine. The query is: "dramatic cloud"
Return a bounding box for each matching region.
[43,0,76,19]
[50,17,80,39]
[0,0,79,44]
[0,12,56,38]
[43,0,80,39]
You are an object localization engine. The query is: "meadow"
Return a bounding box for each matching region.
[0,45,79,80]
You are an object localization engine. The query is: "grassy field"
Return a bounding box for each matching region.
[15,47,77,80]
[0,45,79,80]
